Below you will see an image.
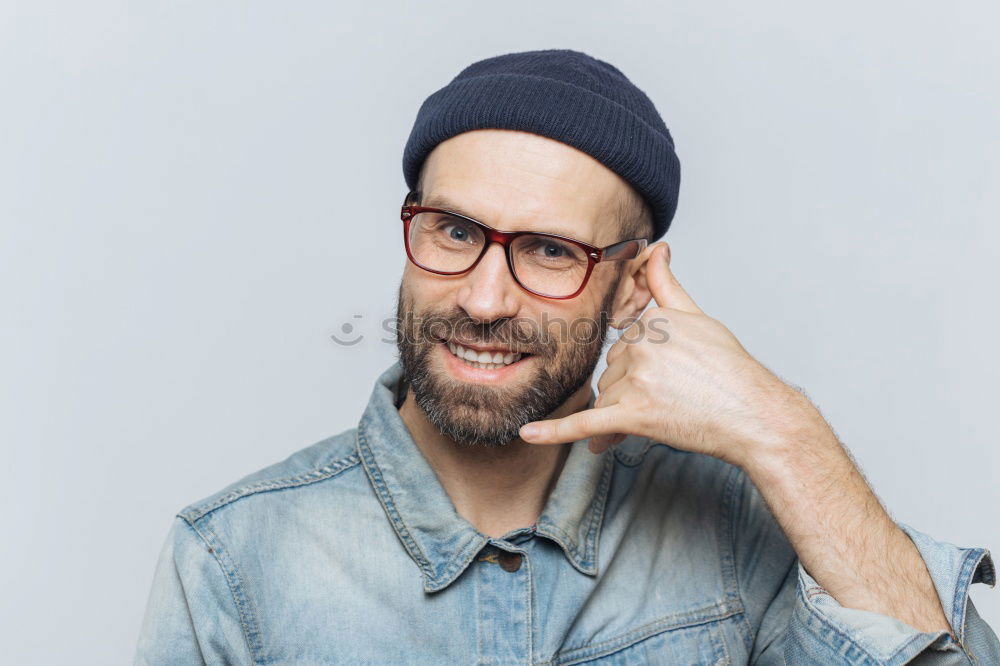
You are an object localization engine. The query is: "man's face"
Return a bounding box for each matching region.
[396,129,635,448]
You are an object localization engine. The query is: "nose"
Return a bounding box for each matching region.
[455,243,521,323]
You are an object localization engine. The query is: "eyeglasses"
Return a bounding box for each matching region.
[400,194,648,300]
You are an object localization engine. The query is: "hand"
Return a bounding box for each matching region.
[518,243,818,468]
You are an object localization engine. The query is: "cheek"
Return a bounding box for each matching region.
[536,302,604,351]
[402,265,458,304]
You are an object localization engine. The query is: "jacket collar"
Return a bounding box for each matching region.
[356,361,614,593]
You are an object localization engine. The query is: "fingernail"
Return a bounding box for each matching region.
[520,424,540,439]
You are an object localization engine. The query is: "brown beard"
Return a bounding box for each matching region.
[395,279,621,448]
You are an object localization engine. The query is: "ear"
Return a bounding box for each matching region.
[608,242,669,329]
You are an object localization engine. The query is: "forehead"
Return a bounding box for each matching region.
[418,129,629,245]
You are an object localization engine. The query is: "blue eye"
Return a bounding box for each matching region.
[541,243,565,257]
[524,238,573,259]
[445,224,469,241]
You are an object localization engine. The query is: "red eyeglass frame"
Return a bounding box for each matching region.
[400,196,648,300]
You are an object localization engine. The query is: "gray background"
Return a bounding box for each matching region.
[1,1,996,663]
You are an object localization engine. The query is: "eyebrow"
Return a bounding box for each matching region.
[419,193,477,218]
[417,192,594,243]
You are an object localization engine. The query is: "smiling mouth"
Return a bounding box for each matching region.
[445,340,533,370]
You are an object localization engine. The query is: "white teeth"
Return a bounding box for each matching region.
[448,342,525,368]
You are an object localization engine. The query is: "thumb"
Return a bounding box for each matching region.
[646,243,703,314]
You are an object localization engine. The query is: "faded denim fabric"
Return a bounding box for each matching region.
[136,361,999,665]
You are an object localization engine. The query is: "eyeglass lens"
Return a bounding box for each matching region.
[407,211,590,298]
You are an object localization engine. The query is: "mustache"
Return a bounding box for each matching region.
[404,308,557,356]
[399,310,615,353]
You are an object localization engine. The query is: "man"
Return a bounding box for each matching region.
[135,49,998,664]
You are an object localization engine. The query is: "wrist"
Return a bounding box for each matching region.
[737,391,842,482]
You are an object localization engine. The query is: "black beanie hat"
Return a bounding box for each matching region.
[402,49,681,240]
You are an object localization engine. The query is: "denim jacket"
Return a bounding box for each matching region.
[136,361,999,664]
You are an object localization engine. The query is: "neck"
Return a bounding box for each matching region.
[398,380,594,539]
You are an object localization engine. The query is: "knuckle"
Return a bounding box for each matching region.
[631,370,653,391]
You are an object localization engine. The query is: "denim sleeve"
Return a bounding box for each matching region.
[134,516,253,665]
[729,468,1000,665]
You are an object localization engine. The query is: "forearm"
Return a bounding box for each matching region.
[741,396,954,637]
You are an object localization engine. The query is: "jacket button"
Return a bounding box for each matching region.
[497,551,523,572]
